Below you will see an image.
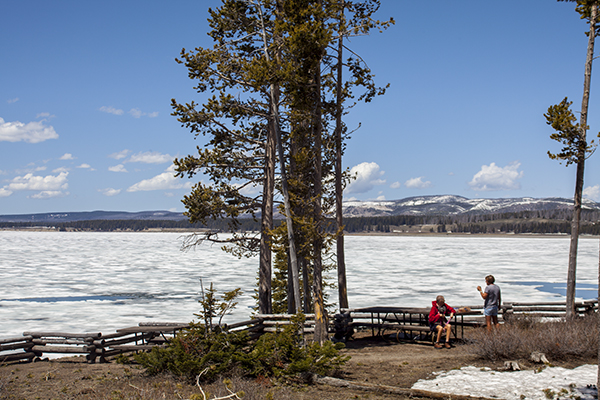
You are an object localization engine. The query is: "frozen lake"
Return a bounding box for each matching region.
[0,231,598,338]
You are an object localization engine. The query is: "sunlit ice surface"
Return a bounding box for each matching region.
[0,232,597,338]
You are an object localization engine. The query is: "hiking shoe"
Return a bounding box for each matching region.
[444,342,451,349]
[434,342,442,349]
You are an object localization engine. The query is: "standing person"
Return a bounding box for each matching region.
[428,295,455,349]
[477,275,501,331]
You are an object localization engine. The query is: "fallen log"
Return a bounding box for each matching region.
[309,374,497,400]
[103,333,154,347]
[226,318,263,330]
[24,332,101,339]
[0,352,37,363]
[0,336,32,344]
[31,345,95,354]
[32,338,94,346]
[0,342,34,352]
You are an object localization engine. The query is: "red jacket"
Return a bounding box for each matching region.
[428,301,456,325]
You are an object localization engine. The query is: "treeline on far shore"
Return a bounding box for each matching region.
[2,209,600,235]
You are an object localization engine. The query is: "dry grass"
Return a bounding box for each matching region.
[467,315,599,361]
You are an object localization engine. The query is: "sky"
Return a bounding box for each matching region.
[3,1,600,214]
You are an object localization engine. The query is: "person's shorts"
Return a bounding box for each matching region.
[429,322,448,331]
[484,305,498,316]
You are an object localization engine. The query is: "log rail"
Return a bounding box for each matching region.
[0,300,596,364]
[0,318,265,364]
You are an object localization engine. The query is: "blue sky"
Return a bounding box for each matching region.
[2,0,600,214]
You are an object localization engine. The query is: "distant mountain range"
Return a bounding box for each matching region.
[0,195,597,223]
[0,210,186,223]
[341,195,599,217]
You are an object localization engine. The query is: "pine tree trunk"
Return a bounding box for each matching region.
[335,1,348,310]
[313,50,327,344]
[302,258,312,313]
[567,3,597,319]
[259,116,276,314]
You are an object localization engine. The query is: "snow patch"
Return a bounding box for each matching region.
[412,364,597,400]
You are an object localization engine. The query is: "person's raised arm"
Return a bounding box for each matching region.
[477,286,488,299]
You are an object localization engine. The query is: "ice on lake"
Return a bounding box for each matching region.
[0,231,598,338]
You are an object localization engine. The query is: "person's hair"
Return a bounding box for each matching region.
[485,275,495,284]
[436,295,445,304]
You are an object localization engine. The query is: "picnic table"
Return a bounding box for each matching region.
[342,306,481,342]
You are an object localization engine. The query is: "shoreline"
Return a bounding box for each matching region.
[1,227,598,238]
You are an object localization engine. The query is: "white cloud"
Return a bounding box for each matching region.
[0,117,58,143]
[376,195,386,200]
[109,149,130,160]
[52,167,70,173]
[128,151,173,164]
[100,188,121,196]
[7,172,69,192]
[405,176,432,189]
[468,162,524,191]
[127,169,189,192]
[99,106,124,115]
[390,181,401,189]
[30,190,68,199]
[0,188,13,197]
[59,153,74,160]
[7,98,19,104]
[36,112,53,118]
[109,164,127,172]
[345,162,386,194]
[583,185,600,201]
[129,108,143,118]
[76,163,92,169]
[129,108,158,118]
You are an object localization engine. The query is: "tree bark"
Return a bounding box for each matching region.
[302,257,312,313]
[257,0,301,313]
[313,36,327,344]
[259,109,276,314]
[566,3,597,319]
[335,0,349,310]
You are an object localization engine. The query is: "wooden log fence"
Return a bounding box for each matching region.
[0,300,597,364]
[0,319,265,365]
[501,299,597,320]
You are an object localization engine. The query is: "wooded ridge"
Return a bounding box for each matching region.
[1,195,599,234]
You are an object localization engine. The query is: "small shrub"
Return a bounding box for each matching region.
[136,284,349,383]
[240,314,349,379]
[467,315,598,361]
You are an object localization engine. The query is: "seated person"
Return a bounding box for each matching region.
[428,295,455,349]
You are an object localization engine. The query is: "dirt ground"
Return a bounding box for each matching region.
[0,330,594,400]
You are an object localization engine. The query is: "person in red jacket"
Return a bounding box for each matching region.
[428,295,455,349]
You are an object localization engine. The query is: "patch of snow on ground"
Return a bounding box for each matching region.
[412,365,597,400]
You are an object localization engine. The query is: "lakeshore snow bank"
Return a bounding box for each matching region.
[412,365,597,400]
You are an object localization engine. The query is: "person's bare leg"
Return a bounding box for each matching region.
[485,315,492,332]
[436,325,443,343]
[491,315,498,328]
[444,325,451,347]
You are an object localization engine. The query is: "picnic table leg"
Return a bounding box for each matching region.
[370,313,375,337]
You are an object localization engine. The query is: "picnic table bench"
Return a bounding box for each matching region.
[341,306,481,342]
